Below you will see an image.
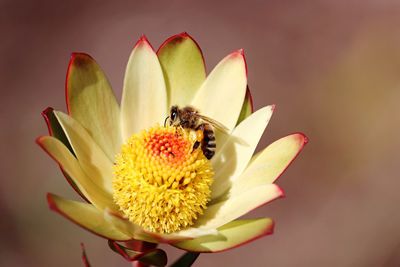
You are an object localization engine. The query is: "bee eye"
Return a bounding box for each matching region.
[171,111,177,121]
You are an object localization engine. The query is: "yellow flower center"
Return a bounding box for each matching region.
[113,125,214,234]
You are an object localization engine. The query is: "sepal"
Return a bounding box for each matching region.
[108,240,167,266]
[81,243,91,267]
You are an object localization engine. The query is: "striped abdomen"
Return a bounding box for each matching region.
[196,123,216,159]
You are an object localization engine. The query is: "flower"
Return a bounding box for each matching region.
[37,33,307,255]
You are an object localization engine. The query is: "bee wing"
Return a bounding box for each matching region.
[197,114,230,133]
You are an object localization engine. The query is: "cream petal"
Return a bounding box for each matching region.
[193,184,283,230]
[54,111,114,193]
[66,53,121,161]
[191,50,247,131]
[157,32,206,107]
[232,133,308,193]
[121,36,167,140]
[211,106,274,200]
[174,218,274,252]
[47,193,131,241]
[37,136,118,211]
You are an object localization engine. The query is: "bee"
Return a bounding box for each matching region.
[166,105,229,159]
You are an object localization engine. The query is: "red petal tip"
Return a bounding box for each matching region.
[278,186,286,198]
[35,136,45,146]
[139,34,148,42]
[271,104,276,112]
[70,52,93,62]
[178,32,190,38]
[303,134,309,144]
[46,193,58,212]
[265,220,275,235]
[134,35,155,51]
[228,49,247,76]
[296,132,309,145]
[229,49,245,58]
[41,107,55,135]
[41,107,54,117]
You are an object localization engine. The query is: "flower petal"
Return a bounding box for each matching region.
[157,32,206,107]
[174,218,274,253]
[236,87,254,125]
[194,184,283,230]
[191,50,247,131]
[103,211,154,242]
[54,111,113,193]
[37,136,117,211]
[121,36,167,140]
[211,106,274,200]
[47,193,131,241]
[41,107,89,202]
[66,53,121,161]
[233,133,308,193]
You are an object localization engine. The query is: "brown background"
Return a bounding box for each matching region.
[1,0,400,266]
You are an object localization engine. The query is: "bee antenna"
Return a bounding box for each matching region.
[164,116,170,127]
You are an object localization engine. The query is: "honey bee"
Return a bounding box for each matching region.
[166,105,229,159]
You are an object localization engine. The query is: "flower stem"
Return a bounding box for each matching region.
[124,240,158,267]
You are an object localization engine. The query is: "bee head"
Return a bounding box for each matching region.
[169,105,180,126]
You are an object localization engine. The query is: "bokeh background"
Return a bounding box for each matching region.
[1,0,400,266]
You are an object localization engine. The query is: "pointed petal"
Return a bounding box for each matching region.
[47,193,131,241]
[194,184,283,230]
[233,133,308,192]
[42,107,73,152]
[108,241,167,266]
[37,136,117,211]
[121,36,167,140]
[66,53,121,160]
[103,211,155,242]
[191,50,247,131]
[41,108,88,201]
[236,87,254,125]
[211,106,274,199]
[54,111,114,193]
[174,218,274,253]
[157,32,206,107]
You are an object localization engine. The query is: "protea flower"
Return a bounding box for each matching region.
[37,33,307,266]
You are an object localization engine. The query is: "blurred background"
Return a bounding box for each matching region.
[1,0,400,266]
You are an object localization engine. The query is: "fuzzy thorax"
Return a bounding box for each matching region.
[113,125,214,234]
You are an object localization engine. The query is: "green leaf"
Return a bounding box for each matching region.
[170,252,200,267]
[157,32,206,107]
